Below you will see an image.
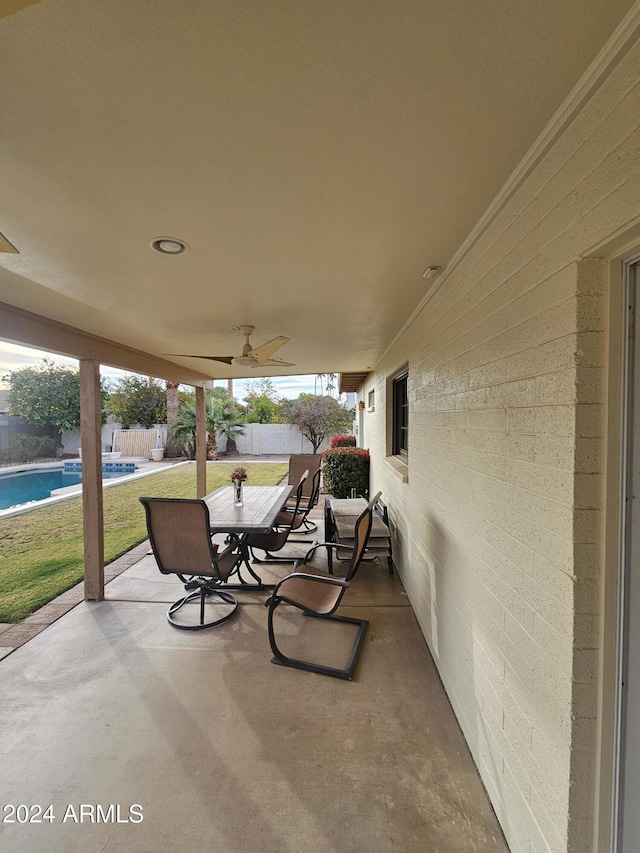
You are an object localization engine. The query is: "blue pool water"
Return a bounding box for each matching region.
[0,466,135,511]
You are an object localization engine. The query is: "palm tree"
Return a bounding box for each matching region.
[225,379,239,456]
[165,381,181,456]
[169,397,246,460]
[206,398,246,459]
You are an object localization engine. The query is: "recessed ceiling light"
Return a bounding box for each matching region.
[149,237,190,255]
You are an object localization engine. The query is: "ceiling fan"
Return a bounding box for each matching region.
[166,325,294,367]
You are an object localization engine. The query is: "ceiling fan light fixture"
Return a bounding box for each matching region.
[149,236,190,255]
[164,325,293,367]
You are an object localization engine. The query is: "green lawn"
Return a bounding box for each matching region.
[0,462,288,623]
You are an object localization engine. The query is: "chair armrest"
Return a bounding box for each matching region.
[274,572,350,593]
[216,541,241,560]
[302,541,355,562]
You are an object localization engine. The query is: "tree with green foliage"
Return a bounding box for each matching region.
[246,396,281,424]
[108,375,167,429]
[169,395,246,460]
[210,386,231,401]
[5,359,106,453]
[244,378,282,423]
[12,434,57,463]
[280,394,353,452]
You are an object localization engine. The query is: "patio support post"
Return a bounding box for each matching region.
[195,385,206,498]
[80,359,105,600]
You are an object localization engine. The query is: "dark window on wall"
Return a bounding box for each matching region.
[392,370,409,458]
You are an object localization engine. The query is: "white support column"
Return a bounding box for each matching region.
[80,359,104,600]
[195,386,207,498]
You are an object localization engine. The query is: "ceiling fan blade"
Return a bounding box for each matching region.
[165,354,235,364]
[249,336,289,364]
[252,359,295,368]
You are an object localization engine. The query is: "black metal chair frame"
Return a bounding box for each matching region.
[264,493,380,680]
[140,497,241,631]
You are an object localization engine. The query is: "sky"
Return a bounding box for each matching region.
[0,340,323,401]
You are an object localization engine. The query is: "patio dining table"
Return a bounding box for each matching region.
[203,483,293,589]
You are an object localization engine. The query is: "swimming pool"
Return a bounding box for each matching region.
[0,465,136,511]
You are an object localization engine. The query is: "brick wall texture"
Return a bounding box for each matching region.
[360,31,640,853]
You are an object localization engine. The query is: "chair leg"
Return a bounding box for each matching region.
[250,543,317,565]
[267,596,369,680]
[271,516,317,545]
[288,517,318,538]
[167,585,238,630]
[216,542,272,589]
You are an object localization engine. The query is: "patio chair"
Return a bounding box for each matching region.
[140,497,241,630]
[283,465,322,537]
[246,469,309,564]
[264,492,381,680]
[285,454,322,533]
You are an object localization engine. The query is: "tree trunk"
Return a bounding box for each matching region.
[206,432,218,460]
[225,379,239,456]
[165,381,181,457]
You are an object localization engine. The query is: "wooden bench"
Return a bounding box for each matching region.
[324,496,394,574]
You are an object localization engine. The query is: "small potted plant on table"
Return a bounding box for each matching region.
[230,465,248,505]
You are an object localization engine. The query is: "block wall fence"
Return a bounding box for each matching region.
[62,423,331,457]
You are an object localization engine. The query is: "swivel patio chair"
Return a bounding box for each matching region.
[264,492,381,680]
[140,497,241,630]
[246,469,309,564]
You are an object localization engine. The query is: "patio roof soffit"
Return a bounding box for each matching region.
[339,372,370,394]
[0,302,214,387]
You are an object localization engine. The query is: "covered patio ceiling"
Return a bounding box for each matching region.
[0,0,635,380]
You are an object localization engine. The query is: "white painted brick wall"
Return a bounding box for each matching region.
[359,34,640,853]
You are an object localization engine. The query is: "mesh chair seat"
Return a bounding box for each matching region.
[334,515,391,540]
[274,570,344,614]
[288,455,321,498]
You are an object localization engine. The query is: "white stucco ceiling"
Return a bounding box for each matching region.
[0,0,635,379]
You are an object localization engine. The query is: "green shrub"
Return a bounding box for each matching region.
[329,434,356,448]
[322,447,370,499]
[13,434,57,462]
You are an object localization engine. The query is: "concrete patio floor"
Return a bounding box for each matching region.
[0,511,509,853]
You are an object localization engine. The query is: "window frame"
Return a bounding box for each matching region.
[392,370,409,459]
